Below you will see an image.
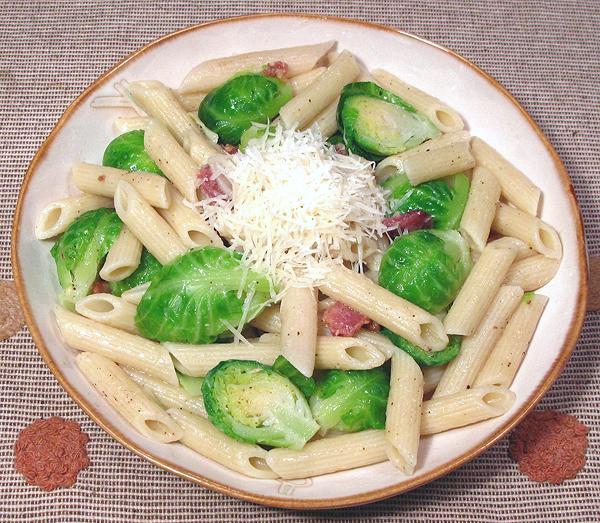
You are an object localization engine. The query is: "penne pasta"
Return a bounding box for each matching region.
[114,180,187,265]
[355,330,397,359]
[120,282,151,305]
[113,116,149,134]
[35,194,113,240]
[71,163,172,209]
[492,203,562,260]
[182,128,222,166]
[459,166,502,252]
[76,352,182,443]
[422,365,446,395]
[266,430,387,479]
[371,68,465,133]
[385,351,423,474]
[471,137,541,215]
[75,293,139,334]
[503,254,560,291]
[434,285,523,398]
[279,51,360,130]
[250,303,281,333]
[319,264,448,352]
[310,97,339,138]
[289,66,326,94]
[474,294,548,388]
[179,41,335,93]
[174,91,207,112]
[100,226,143,282]
[56,306,178,385]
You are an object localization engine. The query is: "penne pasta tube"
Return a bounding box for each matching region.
[422,365,446,395]
[71,163,172,209]
[123,367,206,418]
[313,336,387,370]
[355,330,397,359]
[471,137,541,215]
[113,116,149,134]
[289,66,326,94]
[100,226,143,282]
[55,306,178,385]
[433,285,523,398]
[403,140,476,185]
[183,128,222,166]
[371,68,465,133]
[75,293,139,334]
[250,303,281,333]
[489,236,536,261]
[385,351,423,474]
[279,287,318,376]
[35,195,113,240]
[266,430,387,479]
[114,181,187,265]
[444,242,518,336]
[420,386,516,435]
[179,41,335,93]
[158,189,223,249]
[167,408,278,479]
[310,97,339,138]
[503,254,560,291]
[76,352,182,443]
[279,51,360,130]
[143,119,199,202]
[492,203,562,260]
[474,294,548,388]
[174,91,207,112]
[120,282,151,305]
[374,131,471,182]
[459,166,502,252]
[319,264,448,352]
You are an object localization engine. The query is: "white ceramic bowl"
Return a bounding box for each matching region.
[12,14,587,509]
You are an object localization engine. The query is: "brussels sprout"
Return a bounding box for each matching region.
[109,249,162,297]
[337,82,440,161]
[176,370,203,397]
[198,74,293,145]
[51,208,122,309]
[238,123,274,151]
[103,130,163,176]
[135,247,272,344]
[272,356,316,398]
[383,173,470,230]
[309,368,389,434]
[379,230,471,314]
[202,360,319,449]
[382,330,462,367]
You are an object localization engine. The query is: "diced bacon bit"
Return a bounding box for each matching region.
[323,301,370,337]
[197,164,225,198]
[383,210,433,239]
[223,144,238,155]
[334,143,348,156]
[90,278,110,294]
[263,61,289,80]
[97,175,106,182]
[509,410,589,484]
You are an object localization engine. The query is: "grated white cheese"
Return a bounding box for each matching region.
[197,124,387,297]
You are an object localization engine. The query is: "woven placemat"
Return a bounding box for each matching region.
[1,1,598,521]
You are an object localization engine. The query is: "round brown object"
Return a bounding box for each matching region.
[509,410,588,484]
[14,417,90,491]
[0,279,25,340]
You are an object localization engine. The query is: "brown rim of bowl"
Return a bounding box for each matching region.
[11,13,588,510]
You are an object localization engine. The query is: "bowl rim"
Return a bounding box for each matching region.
[11,13,588,510]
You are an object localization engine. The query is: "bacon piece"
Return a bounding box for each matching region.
[334,143,348,156]
[223,144,238,155]
[322,301,370,337]
[197,164,225,198]
[262,61,289,80]
[383,210,433,239]
[509,410,588,484]
[90,278,110,294]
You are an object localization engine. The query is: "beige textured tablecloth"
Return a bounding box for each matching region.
[1,1,598,521]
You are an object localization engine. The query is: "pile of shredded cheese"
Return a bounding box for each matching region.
[197,124,387,298]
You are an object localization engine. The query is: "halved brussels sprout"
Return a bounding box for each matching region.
[51,208,122,309]
[135,247,272,344]
[309,368,389,434]
[176,370,203,397]
[383,173,470,230]
[199,74,293,145]
[379,229,471,314]
[337,82,440,161]
[202,359,319,449]
[103,130,163,175]
[109,249,161,297]
[382,330,462,367]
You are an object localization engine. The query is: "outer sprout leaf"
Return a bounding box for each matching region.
[135,247,272,344]
[199,74,293,145]
[50,208,122,309]
[382,329,462,367]
[272,356,316,398]
[103,130,164,176]
[202,360,319,449]
[309,368,390,434]
[176,370,204,397]
[379,230,471,314]
[109,249,162,297]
